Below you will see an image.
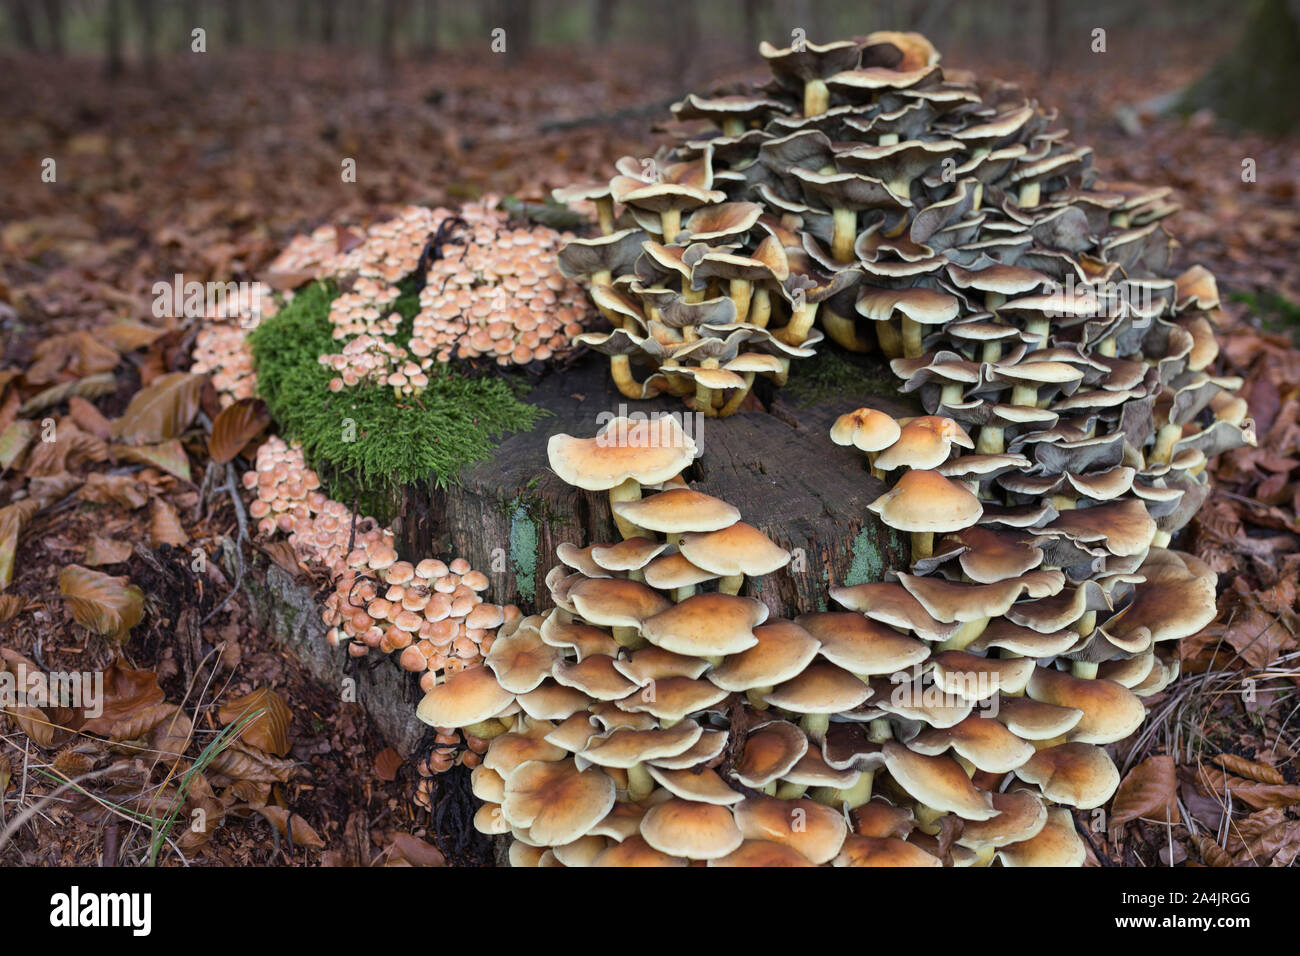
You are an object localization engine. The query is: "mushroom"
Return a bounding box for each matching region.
[867,468,983,562]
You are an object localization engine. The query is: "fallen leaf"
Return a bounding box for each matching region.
[0,594,29,623]
[255,806,325,850]
[218,687,293,757]
[385,832,446,867]
[84,535,134,566]
[208,744,297,783]
[258,539,302,574]
[1111,754,1179,825]
[149,498,188,547]
[374,747,402,782]
[18,372,118,416]
[110,371,204,444]
[208,398,270,463]
[66,396,112,439]
[79,472,148,509]
[0,499,41,590]
[0,420,34,470]
[1213,752,1287,785]
[80,661,167,735]
[59,564,145,641]
[112,440,192,482]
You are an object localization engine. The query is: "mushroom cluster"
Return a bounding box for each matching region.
[410,415,1058,865]
[192,320,258,407]
[412,201,588,366]
[243,435,328,538]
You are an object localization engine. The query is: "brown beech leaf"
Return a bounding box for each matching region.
[208,744,297,783]
[0,499,41,591]
[66,396,112,440]
[25,331,119,386]
[374,747,402,782]
[1213,753,1287,785]
[258,540,302,575]
[103,702,178,744]
[384,832,446,867]
[58,564,145,641]
[0,419,34,469]
[84,535,134,567]
[101,320,166,353]
[149,706,194,760]
[111,440,191,482]
[218,687,293,757]
[1191,833,1235,867]
[81,661,166,735]
[0,594,29,623]
[79,472,149,509]
[110,371,204,444]
[149,497,188,547]
[1197,766,1300,810]
[1111,754,1179,826]
[255,806,325,850]
[208,398,270,464]
[18,372,118,417]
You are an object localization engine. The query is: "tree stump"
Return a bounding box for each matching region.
[395,353,917,619]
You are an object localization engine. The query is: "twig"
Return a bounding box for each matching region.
[202,462,248,624]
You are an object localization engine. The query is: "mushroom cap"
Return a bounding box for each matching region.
[856,286,959,325]
[552,655,639,701]
[612,488,741,534]
[648,727,729,770]
[763,663,873,714]
[539,611,621,659]
[486,626,562,694]
[1102,550,1217,645]
[579,722,704,768]
[1026,666,1146,744]
[899,569,1063,623]
[868,469,983,533]
[829,408,901,453]
[501,759,616,846]
[881,741,997,820]
[678,521,792,577]
[833,835,942,867]
[875,419,967,471]
[484,724,567,778]
[416,665,514,729]
[796,611,929,676]
[707,619,822,691]
[647,765,744,805]
[639,799,743,860]
[931,649,1036,699]
[955,527,1045,583]
[732,720,809,788]
[590,536,670,572]
[956,789,1048,849]
[828,581,960,641]
[708,840,814,867]
[547,415,697,491]
[1014,742,1120,810]
[993,695,1085,740]
[516,681,592,721]
[612,645,712,685]
[592,834,688,867]
[906,714,1036,774]
[642,551,719,590]
[997,806,1086,867]
[568,576,673,627]
[640,592,767,656]
[616,676,729,722]
[734,796,848,864]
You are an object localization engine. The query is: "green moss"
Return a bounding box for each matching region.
[508,499,539,604]
[843,526,885,586]
[784,348,899,408]
[249,280,546,506]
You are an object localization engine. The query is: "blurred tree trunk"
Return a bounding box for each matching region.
[741,0,765,54]
[593,0,617,44]
[133,0,156,68]
[501,0,534,63]
[224,0,243,46]
[294,0,311,40]
[667,0,699,85]
[4,0,38,51]
[106,0,124,77]
[379,0,408,71]
[321,0,337,45]
[1179,0,1300,135]
[422,0,439,52]
[41,0,64,55]
[1038,0,1061,80]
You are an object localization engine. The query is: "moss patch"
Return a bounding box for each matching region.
[249,281,545,506]
[784,348,898,408]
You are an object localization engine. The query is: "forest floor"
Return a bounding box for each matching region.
[0,38,1298,867]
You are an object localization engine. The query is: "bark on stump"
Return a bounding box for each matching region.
[396,354,915,620]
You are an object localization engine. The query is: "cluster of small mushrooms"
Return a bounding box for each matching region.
[266,200,594,393]
[190,291,278,407]
[409,31,1254,863]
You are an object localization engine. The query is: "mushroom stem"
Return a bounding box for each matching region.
[609,477,643,540]
[729,278,753,323]
[1049,494,1077,512]
[1017,181,1041,209]
[939,616,990,652]
[777,300,821,346]
[822,309,871,351]
[940,382,964,407]
[1098,337,1118,358]
[775,781,809,800]
[672,584,695,603]
[1152,529,1172,547]
[626,763,655,802]
[610,355,663,400]
[1071,660,1099,679]
[867,718,893,743]
[746,686,772,710]
[462,718,510,740]
[980,340,1004,364]
[818,772,874,809]
[910,530,935,563]
[878,133,900,147]
[718,573,745,595]
[975,426,1005,455]
[874,320,904,358]
[831,207,858,262]
[1010,384,1040,408]
[900,316,926,358]
[799,712,830,742]
[718,373,756,418]
[1024,318,1050,348]
[750,287,772,328]
[660,208,682,243]
[1150,423,1182,465]
[612,625,647,649]
[721,117,745,137]
[595,197,615,235]
[803,78,830,117]
[694,378,717,418]
[915,804,945,834]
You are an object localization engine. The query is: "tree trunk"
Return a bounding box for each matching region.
[1178,0,1300,135]
[422,0,439,52]
[592,0,616,45]
[667,0,699,87]
[106,0,125,77]
[133,0,156,69]
[224,0,242,46]
[41,0,63,56]
[320,0,337,45]
[5,0,38,52]
[395,355,914,621]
